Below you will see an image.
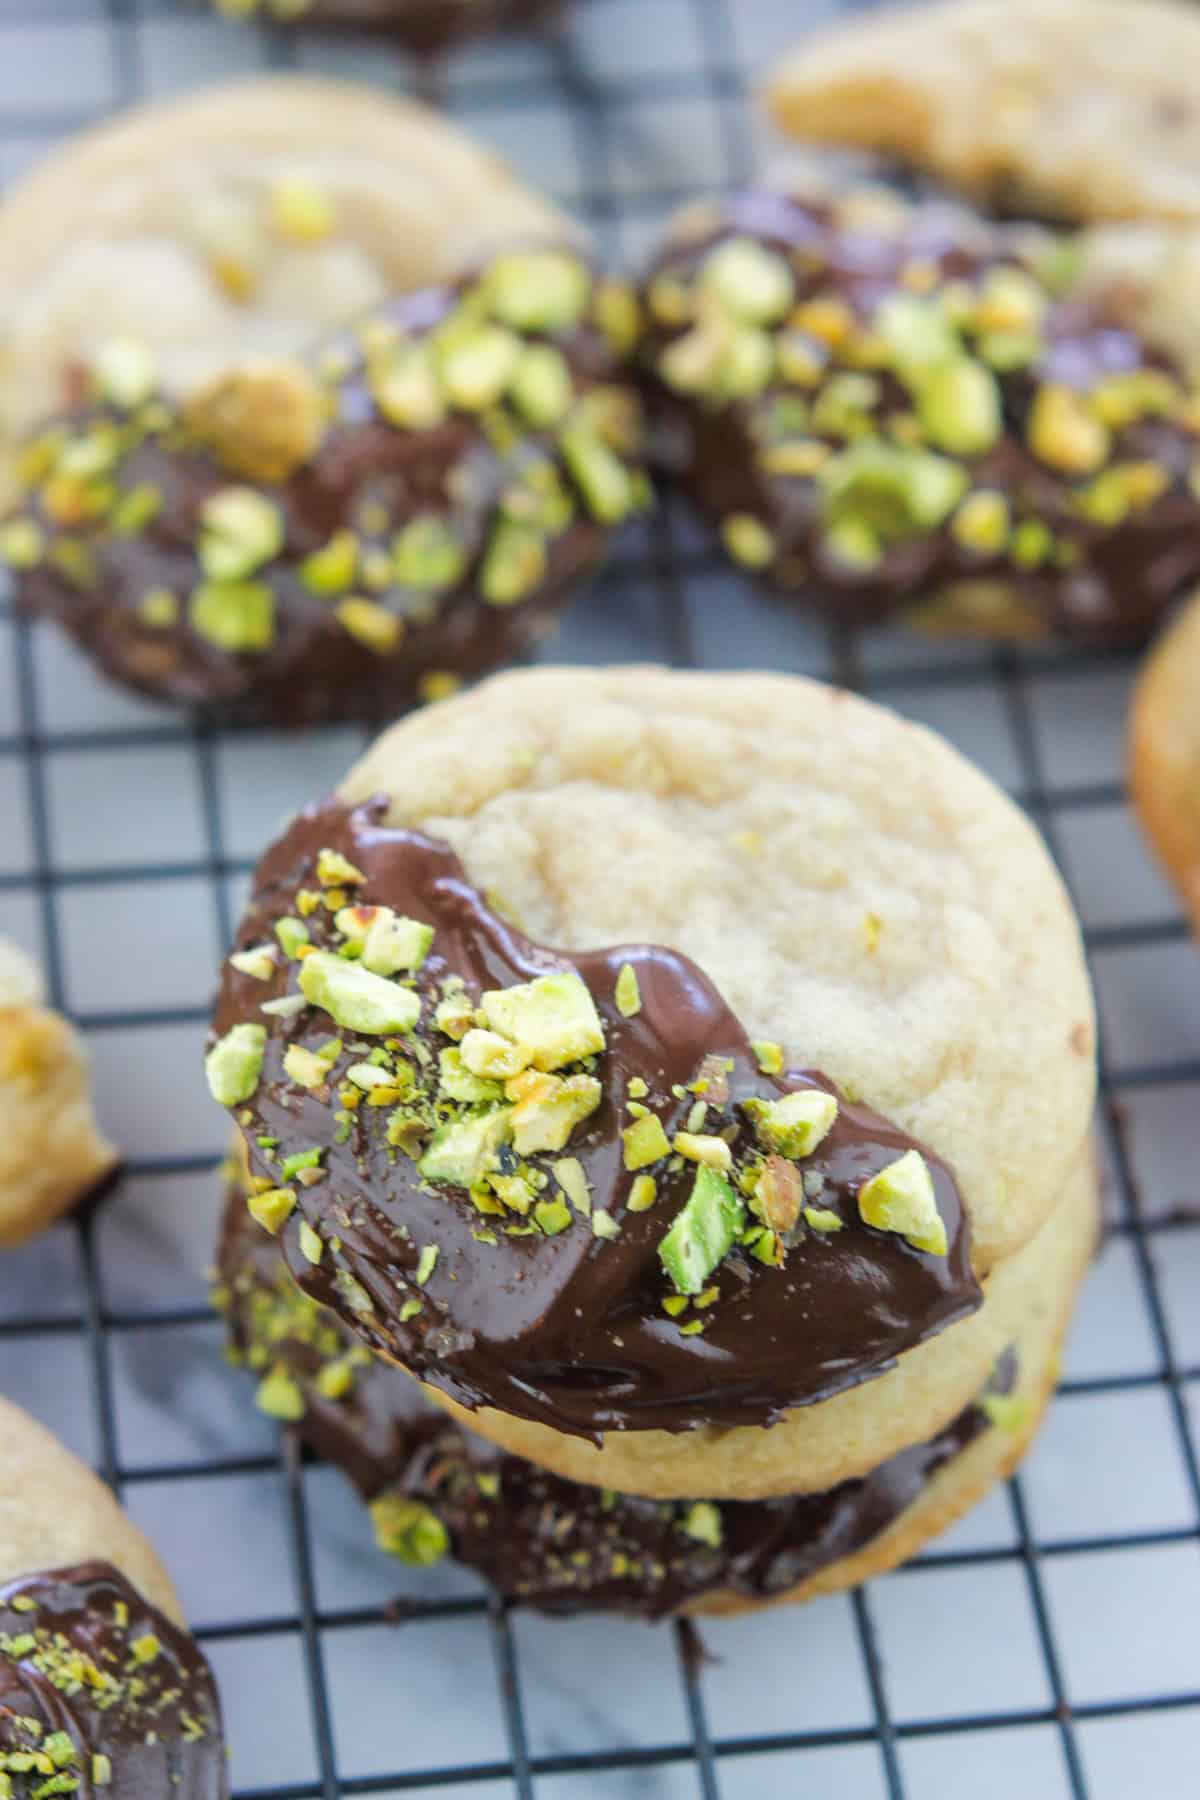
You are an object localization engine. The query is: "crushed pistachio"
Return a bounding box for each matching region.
[744,1089,838,1159]
[680,1500,723,1547]
[371,1495,449,1566]
[205,1022,266,1107]
[857,1150,948,1255]
[659,1165,745,1296]
[300,950,420,1035]
[622,1113,672,1171]
[614,963,642,1018]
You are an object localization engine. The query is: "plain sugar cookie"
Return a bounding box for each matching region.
[0,940,118,1247]
[766,0,1200,227]
[1129,588,1200,935]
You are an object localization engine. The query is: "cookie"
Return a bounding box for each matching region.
[206,666,1095,1497]
[638,188,1200,645]
[212,0,563,55]
[0,1397,227,1794]
[218,1150,1093,1614]
[766,0,1200,227]
[0,940,118,1247]
[1129,587,1200,935]
[2,248,645,725]
[0,75,568,499]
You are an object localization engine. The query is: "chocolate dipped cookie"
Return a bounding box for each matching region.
[2,248,645,725]
[213,0,564,56]
[218,1151,1096,1616]
[0,941,117,1248]
[0,1397,227,1796]
[638,188,1200,644]
[205,667,1096,1498]
[0,76,568,490]
[1129,587,1200,937]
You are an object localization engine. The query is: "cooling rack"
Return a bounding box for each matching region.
[0,1,1197,1794]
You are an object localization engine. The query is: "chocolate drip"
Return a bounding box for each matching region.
[640,190,1200,646]
[218,0,565,55]
[0,1564,226,1797]
[220,1186,1010,1618]
[212,797,981,1438]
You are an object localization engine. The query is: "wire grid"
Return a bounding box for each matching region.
[0,1,1197,1795]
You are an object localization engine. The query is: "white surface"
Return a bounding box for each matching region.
[0,2,1198,1797]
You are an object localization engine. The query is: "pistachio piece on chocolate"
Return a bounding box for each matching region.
[857,1149,948,1256]
[335,905,433,975]
[458,1028,533,1082]
[614,963,642,1018]
[680,1500,723,1547]
[190,580,275,652]
[206,1021,266,1106]
[509,344,574,429]
[917,357,1002,456]
[440,325,522,412]
[184,360,324,484]
[485,249,591,333]
[229,944,276,981]
[420,1107,513,1187]
[248,1185,296,1235]
[481,971,605,1072]
[701,237,795,324]
[744,1089,838,1158]
[371,1495,449,1566]
[439,1047,503,1104]
[509,1071,602,1155]
[660,1164,745,1296]
[199,487,285,581]
[299,949,420,1035]
[622,1112,671,1171]
[392,515,466,592]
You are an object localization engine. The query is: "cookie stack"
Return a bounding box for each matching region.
[209,666,1099,1615]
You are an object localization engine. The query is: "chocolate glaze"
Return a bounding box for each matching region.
[12,257,640,728]
[0,1563,226,1797]
[219,0,564,55]
[641,190,1200,646]
[212,796,981,1439]
[219,1184,1012,1618]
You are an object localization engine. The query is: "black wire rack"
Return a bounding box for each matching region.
[0,2,1198,1795]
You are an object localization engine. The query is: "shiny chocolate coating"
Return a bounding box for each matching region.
[210,796,981,1440]
[640,190,1200,646]
[4,250,644,727]
[219,1182,1010,1618]
[213,0,564,56]
[0,1563,226,1797]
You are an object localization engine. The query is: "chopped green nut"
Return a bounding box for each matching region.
[510,343,574,428]
[275,916,310,957]
[371,1495,449,1566]
[299,950,420,1035]
[662,1293,689,1318]
[337,596,401,655]
[458,1029,532,1082]
[256,1367,305,1421]
[316,848,365,887]
[199,486,284,580]
[480,518,547,606]
[622,1112,672,1171]
[439,1046,503,1105]
[560,426,636,524]
[744,1089,838,1158]
[614,963,642,1018]
[752,1040,785,1076]
[415,1244,439,1286]
[229,944,275,981]
[393,514,466,591]
[486,250,591,332]
[627,1174,658,1212]
[981,1392,1031,1433]
[399,1298,424,1323]
[680,1500,723,1547]
[534,1197,572,1235]
[951,488,1010,554]
[482,971,605,1071]
[189,580,275,653]
[1027,383,1110,475]
[420,1107,513,1188]
[205,1022,266,1107]
[280,1147,323,1181]
[553,1156,591,1215]
[857,1149,948,1255]
[441,325,522,411]
[300,528,358,596]
[592,1208,621,1239]
[336,904,433,975]
[659,1164,745,1296]
[674,1132,733,1171]
[702,237,794,324]
[298,1220,323,1265]
[917,357,1002,456]
[510,1071,602,1155]
[722,512,776,569]
[247,1186,296,1235]
[0,519,45,570]
[283,1040,339,1088]
[804,1205,843,1233]
[819,440,968,544]
[91,1756,112,1788]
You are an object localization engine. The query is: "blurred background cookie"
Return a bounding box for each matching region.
[1129,587,1200,935]
[0,940,117,1247]
[212,0,565,57]
[0,1396,227,1794]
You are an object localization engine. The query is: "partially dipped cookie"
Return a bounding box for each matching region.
[217,1151,1097,1616]
[206,667,1096,1498]
[0,941,117,1247]
[1129,587,1200,936]
[639,188,1200,644]
[2,248,645,725]
[0,1397,227,1794]
[213,0,564,55]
